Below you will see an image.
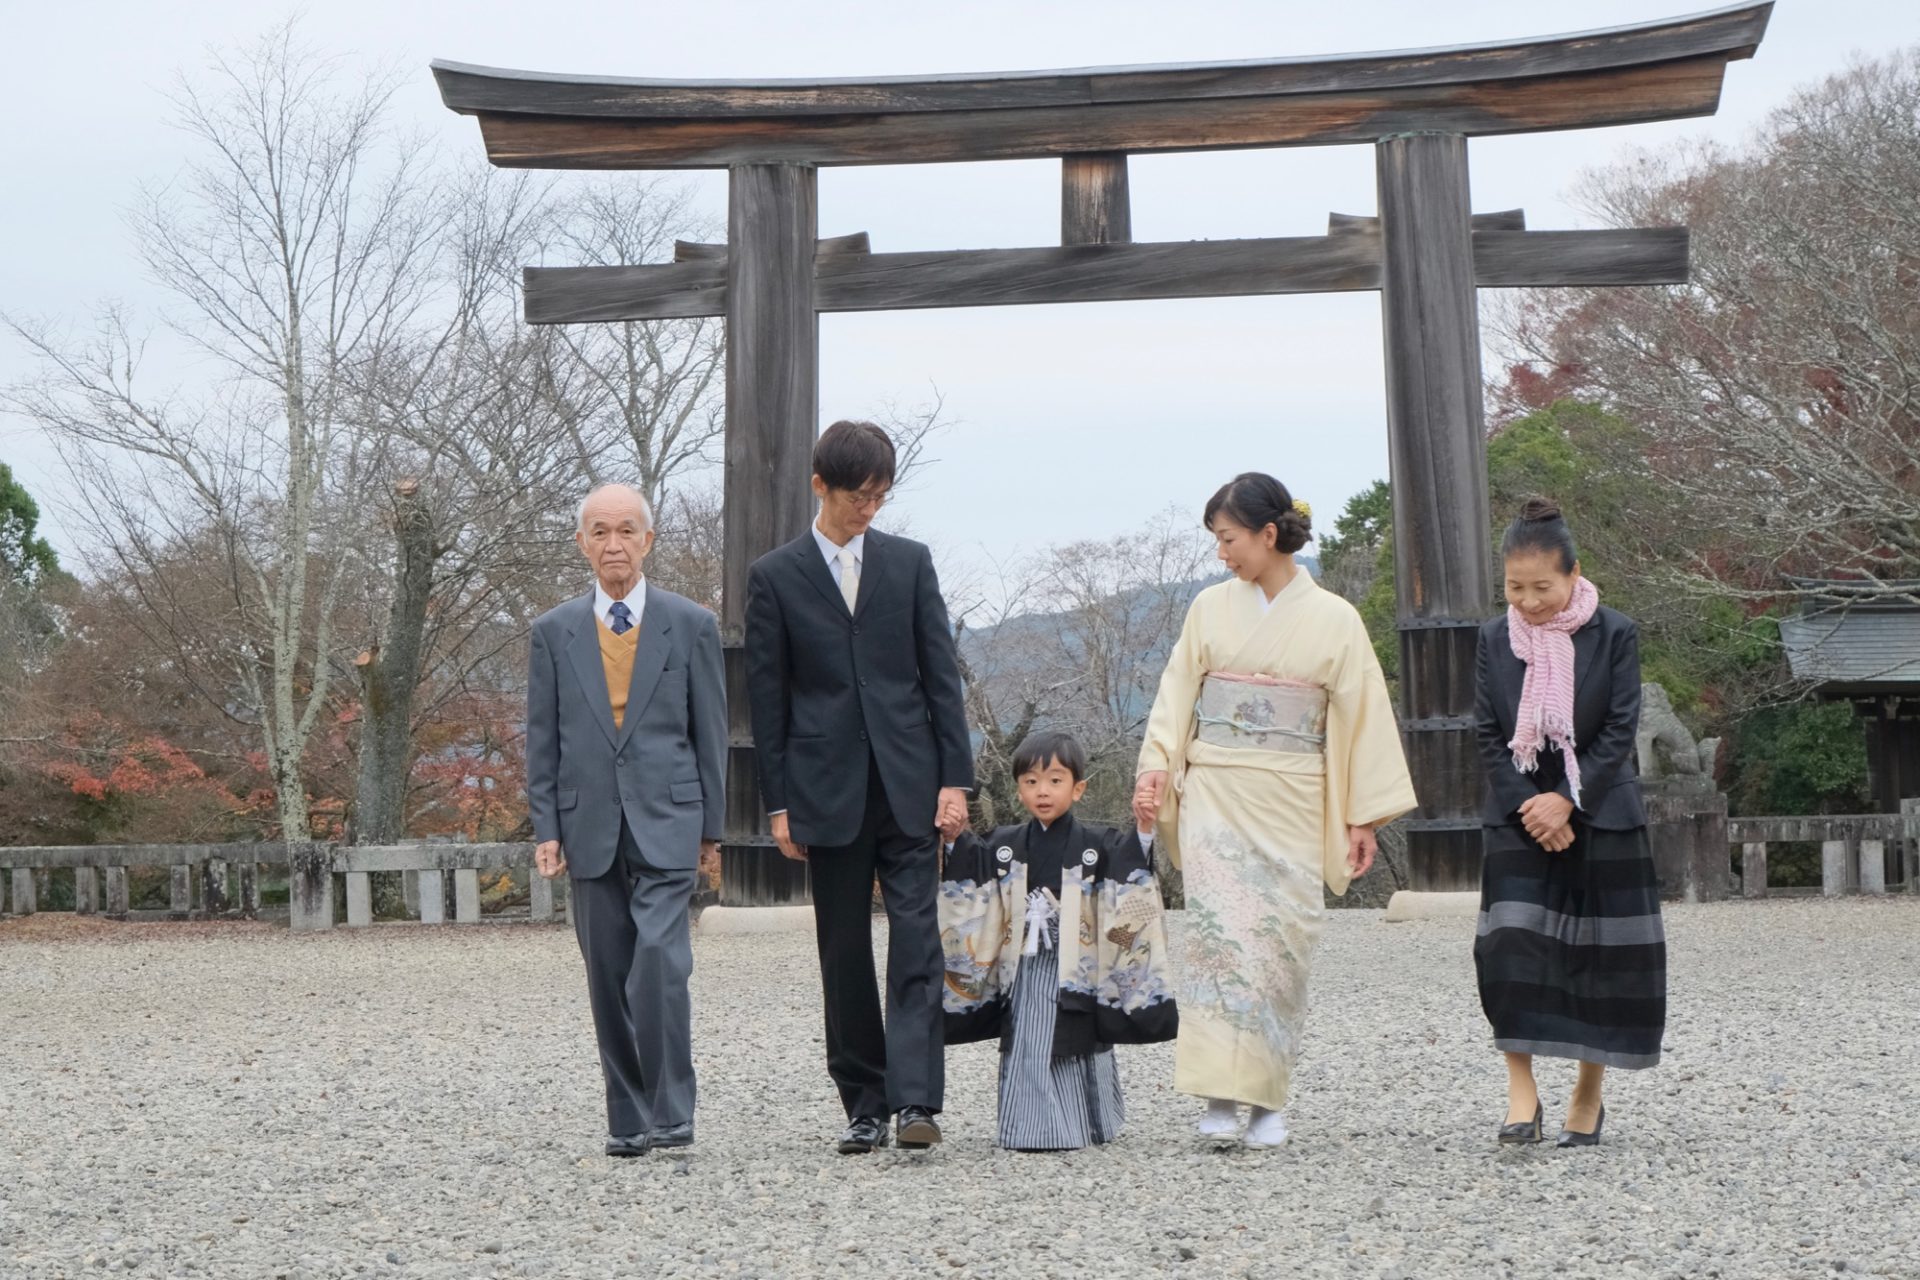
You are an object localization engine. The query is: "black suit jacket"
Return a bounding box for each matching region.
[745,527,974,847]
[1475,605,1647,831]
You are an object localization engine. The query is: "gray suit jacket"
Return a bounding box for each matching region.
[525,585,726,878]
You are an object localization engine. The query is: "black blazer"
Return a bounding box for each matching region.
[745,527,974,847]
[1475,606,1647,831]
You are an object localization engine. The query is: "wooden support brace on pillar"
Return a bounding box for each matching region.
[1742,841,1768,898]
[74,866,99,915]
[169,865,192,920]
[1062,153,1131,245]
[346,872,374,927]
[105,867,129,919]
[417,869,447,924]
[1376,131,1492,893]
[454,869,482,923]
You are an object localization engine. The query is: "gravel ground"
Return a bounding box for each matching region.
[2,898,1917,1280]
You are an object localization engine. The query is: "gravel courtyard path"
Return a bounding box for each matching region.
[3,898,1917,1280]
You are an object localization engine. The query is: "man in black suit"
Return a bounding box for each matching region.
[745,420,973,1155]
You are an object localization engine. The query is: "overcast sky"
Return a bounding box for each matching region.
[7,0,1919,587]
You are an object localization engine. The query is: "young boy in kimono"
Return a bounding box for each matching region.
[937,730,1178,1151]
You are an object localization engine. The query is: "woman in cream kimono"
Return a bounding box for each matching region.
[1135,472,1415,1148]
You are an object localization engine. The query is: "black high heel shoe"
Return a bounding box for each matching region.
[1498,1102,1544,1145]
[1556,1105,1606,1148]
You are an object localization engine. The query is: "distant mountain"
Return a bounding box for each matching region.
[957,557,1321,727]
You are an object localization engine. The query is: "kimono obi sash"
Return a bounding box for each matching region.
[1194,672,1329,757]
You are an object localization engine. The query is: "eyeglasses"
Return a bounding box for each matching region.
[842,487,891,512]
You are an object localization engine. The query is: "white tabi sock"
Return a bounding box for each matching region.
[1196,1098,1241,1138]
[1243,1106,1290,1149]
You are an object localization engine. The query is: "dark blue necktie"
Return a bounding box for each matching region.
[608,601,633,636]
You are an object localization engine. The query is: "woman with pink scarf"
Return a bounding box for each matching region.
[1473,499,1666,1148]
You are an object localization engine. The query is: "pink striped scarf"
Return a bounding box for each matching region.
[1507,575,1600,806]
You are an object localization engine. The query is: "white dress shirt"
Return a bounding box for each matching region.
[593,579,648,632]
[812,521,866,586]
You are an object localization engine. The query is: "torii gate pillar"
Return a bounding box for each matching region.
[1378,132,1495,889]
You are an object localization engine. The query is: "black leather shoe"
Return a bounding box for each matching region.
[650,1121,695,1149]
[896,1106,942,1150]
[605,1133,651,1158]
[1556,1105,1605,1148]
[1497,1102,1544,1145]
[837,1116,890,1155]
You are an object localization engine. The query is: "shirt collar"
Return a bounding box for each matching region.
[593,578,647,629]
[813,519,865,567]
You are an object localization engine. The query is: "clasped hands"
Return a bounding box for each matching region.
[773,787,971,860]
[1519,792,1577,852]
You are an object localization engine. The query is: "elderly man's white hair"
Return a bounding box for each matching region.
[576,483,654,533]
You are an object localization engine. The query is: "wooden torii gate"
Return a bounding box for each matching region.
[434,3,1771,899]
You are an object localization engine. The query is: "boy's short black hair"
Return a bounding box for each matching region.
[1011,730,1088,783]
[813,420,897,492]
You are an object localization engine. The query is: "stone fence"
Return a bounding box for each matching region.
[1729,799,1920,899]
[0,842,554,932]
[5,807,1918,929]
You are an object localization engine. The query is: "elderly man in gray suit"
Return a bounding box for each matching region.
[527,483,726,1157]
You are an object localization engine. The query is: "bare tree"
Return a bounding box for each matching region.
[948,508,1214,900]
[3,24,444,920]
[339,166,587,847]
[1494,48,1920,608]
[536,179,725,509]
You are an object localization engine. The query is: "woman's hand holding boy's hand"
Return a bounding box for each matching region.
[1132,771,1168,830]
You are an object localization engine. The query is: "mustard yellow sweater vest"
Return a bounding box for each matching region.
[596,619,639,728]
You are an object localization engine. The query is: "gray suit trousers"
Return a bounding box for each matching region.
[571,819,697,1137]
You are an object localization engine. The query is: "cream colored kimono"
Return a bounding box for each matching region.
[1139,571,1415,1110]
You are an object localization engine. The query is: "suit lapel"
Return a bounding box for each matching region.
[852,531,884,620]
[614,584,673,752]
[564,596,620,750]
[793,537,850,619]
[1573,617,1605,700]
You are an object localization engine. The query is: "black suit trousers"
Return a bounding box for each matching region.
[806,752,945,1120]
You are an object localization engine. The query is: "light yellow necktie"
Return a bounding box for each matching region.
[838,545,860,613]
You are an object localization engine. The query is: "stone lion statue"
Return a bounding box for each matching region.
[1637,682,1721,780]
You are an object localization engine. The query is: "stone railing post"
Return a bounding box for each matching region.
[288,841,335,933]
[1741,841,1768,899]
[1859,838,1887,896]
[345,870,374,928]
[74,866,99,915]
[1904,799,1920,894]
[1821,837,1851,897]
[11,867,36,916]
[453,869,481,924]
[105,867,129,919]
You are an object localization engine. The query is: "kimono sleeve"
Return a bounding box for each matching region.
[1089,826,1179,1046]
[938,830,1011,1045]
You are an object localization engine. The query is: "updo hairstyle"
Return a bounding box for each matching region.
[1203,472,1312,555]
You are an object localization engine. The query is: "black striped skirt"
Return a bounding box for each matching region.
[997,948,1125,1151]
[1474,822,1667,1069]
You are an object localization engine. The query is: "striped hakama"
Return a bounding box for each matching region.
[997,947,1125,1151]
[1474,823,1667,1069]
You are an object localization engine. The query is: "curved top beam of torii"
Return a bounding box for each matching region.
[432,3,1770,169]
